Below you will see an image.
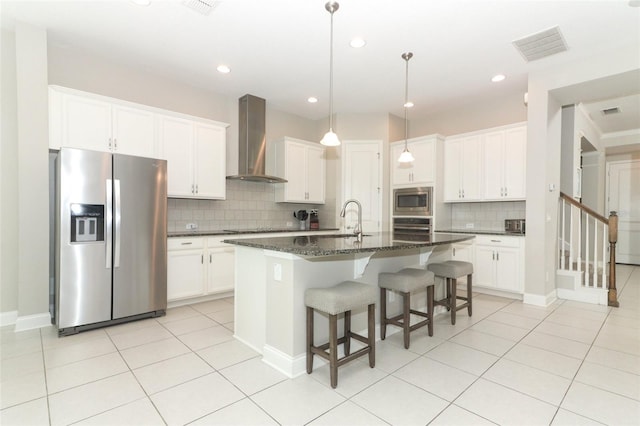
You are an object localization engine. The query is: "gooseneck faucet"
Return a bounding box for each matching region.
[340,199,363,242]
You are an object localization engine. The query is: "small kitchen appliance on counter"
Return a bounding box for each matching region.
[294,210,309,230]
[505,219,526,234]
[309,209,319,230]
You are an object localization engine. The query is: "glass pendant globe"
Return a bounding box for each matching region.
[320,129,341,147]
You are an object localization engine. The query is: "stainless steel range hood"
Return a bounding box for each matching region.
[226,94,287,183]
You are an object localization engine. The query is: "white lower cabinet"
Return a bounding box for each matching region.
[167,237,234,302]
[473,235,524,293]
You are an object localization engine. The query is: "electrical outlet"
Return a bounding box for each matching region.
[186,223,198,230]
[273,263,282,281]
[465,223,474,229]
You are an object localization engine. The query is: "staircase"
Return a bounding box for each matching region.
[556,192,619,307]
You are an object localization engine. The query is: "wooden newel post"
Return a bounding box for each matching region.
[608,211,619,307]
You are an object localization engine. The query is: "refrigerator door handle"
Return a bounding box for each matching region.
[114,179,121,268]
[106,179,113,268]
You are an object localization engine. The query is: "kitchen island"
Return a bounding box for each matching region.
[223,232,473,377]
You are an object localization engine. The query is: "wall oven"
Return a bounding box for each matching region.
[393,187,433,217]
[393,217,432,242]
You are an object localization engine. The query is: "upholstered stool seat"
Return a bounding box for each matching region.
[378,268,435,349]
[427,260,473,325]
[305,281,376,388]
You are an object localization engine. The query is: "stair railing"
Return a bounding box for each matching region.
[558,192,619,307]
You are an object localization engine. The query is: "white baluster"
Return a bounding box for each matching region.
[585,215,590,287]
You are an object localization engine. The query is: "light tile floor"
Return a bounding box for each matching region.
[1,265,639,425]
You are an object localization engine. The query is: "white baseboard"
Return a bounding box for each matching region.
[557,288,608,306]
[0,311,18,327]
[14,312,52,332]
[262,344,307,378]
[523,290,558,307]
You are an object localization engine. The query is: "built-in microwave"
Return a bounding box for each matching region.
[393,187,433,216]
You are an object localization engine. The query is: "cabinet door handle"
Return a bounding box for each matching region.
[209,253,212,262]
[181,242,192,245]
[453,247,456,256]
[191,184,194,194]
[504,187,507,196]
[195,184,198,194]
[201,255,204,264]
[496,252,500,261]
[490,239,501,243]
[114,138,117,150]
[108,138,112,149]
[492,252,495,260]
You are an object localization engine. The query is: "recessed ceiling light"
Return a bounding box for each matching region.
[307,97,318,103]
[131,0,151,6]
[216,65,230,74]
[350,38,366,48]
[491,74,506,82]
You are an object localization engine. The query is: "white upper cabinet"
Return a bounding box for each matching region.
[267,137,326,204]
[444,135,482,201]
[49,86,156,157]
[483,125,526,200]
[444,122,527,202]
[391,137,436,186]
[159,115,226,200]
[50,86,229,200]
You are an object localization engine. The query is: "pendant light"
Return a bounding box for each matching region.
[320,1,341,147]
[398,52,415,163]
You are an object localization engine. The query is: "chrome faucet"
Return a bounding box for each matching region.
[340,199,363,242]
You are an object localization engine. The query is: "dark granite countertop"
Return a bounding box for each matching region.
[168,228,339,238]
[436,229,525,237]
[223,232,474,257]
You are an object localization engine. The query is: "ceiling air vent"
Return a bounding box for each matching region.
[512,26,568,62]
[182,0,217,16]
[601,107,621,115]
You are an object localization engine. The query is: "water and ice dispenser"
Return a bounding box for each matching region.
[70,204,104,243]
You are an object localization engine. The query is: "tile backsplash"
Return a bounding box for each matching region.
[168,179,337,232]
[450,201,525,232]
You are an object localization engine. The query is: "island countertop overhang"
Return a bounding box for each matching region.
[223,232,474,256]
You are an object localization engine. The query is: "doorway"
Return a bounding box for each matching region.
[606,160,640,265]
[341,140,382,233]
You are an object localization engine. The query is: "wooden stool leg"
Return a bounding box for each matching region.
[329,313,338,389]
[467,274,473,316]
[402,292,411,349]
[306,307,313,374]
[380,287,387,340]
[344,310,351,356]
[445,277,451,311]
[368,304,375,368]
[451,278,457,325]
[427,285,434,337]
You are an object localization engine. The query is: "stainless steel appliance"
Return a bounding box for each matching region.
[393,187,433,217]
[226,94,287,183]
[393,217,432,242]
[505,219,526,234]
[55,148,167,336]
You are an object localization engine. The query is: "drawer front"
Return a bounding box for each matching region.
[168,237,205,250]
[474,235,521,248]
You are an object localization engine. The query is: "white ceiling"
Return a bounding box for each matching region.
[2,0,640,132]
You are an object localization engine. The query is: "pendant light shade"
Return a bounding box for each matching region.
[320,1,340,147]
[398,52,415,163]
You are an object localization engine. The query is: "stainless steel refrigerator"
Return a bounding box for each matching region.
[55,148,167,336]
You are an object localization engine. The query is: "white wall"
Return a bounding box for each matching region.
[411,92,527,137]
[0,29,19,318]
[12,22,51,328]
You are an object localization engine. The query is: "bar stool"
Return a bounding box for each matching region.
[427,260,473,325]
[378,268,435,349]
[305,281,376,388]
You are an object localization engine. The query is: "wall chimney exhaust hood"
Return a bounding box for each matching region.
[226,94,287,183]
